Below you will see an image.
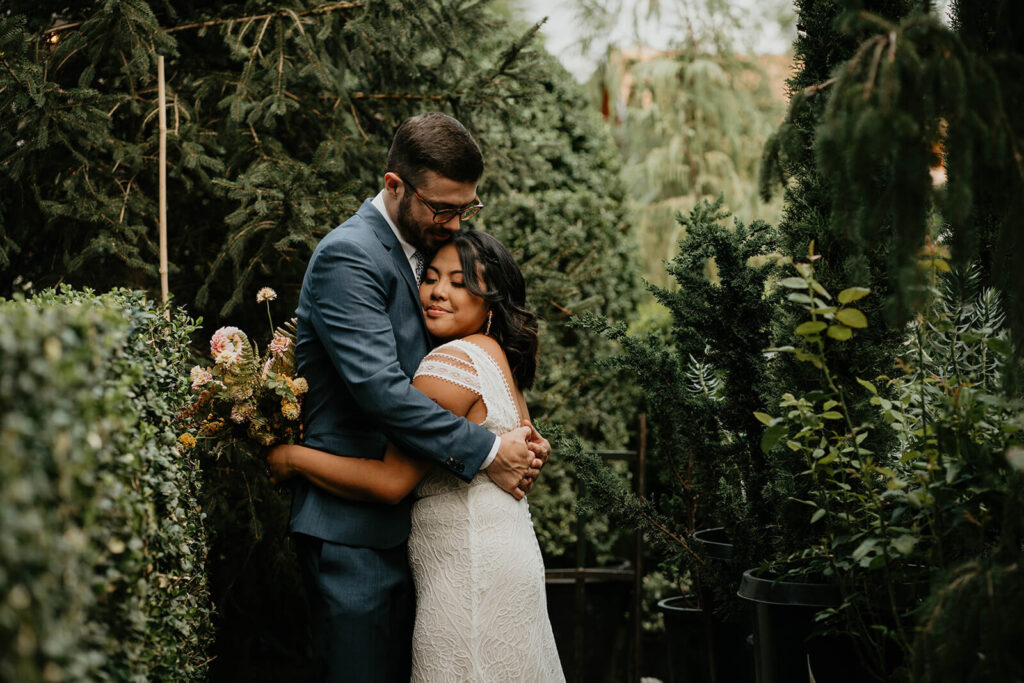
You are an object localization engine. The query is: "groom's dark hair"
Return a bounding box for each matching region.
[386,112,483,187]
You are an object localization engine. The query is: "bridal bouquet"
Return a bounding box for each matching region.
[178,287,307,456]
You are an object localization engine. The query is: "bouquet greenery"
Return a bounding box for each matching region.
[178,287,306,455]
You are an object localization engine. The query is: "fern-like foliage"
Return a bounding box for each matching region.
[683,348,723,401]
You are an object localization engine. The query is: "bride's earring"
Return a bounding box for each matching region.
[485,310,493,336]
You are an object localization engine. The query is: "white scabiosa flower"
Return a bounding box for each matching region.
[256,287,278,304]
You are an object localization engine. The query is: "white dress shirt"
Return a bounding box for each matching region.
[370,191,501,469]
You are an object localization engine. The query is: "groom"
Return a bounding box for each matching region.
[291,112,548,682]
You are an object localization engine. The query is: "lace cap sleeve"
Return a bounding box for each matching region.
[414,343,481,397]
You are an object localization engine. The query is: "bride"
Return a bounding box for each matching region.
[268,229,565,682]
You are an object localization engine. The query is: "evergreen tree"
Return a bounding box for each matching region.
[948,0,1024,355]
[0,0,639,444]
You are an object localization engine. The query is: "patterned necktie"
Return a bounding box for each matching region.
[412,250,426,286]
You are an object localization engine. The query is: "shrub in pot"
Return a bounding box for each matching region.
[571,198,782,681]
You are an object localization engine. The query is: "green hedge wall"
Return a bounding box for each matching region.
[0,287,211,681]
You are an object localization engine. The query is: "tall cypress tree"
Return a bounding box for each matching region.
[757,0,917,566]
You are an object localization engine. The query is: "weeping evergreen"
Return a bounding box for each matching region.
[594,47,786,288]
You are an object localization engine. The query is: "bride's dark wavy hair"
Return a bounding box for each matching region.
[451,229,539,389]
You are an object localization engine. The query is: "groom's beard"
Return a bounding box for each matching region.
[395,194,431,253]
[396,194,457,253]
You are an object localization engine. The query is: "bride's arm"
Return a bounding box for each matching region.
[267,442,429,504]
[267,370,482,505]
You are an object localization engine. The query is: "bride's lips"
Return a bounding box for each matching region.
[425,306,451,317]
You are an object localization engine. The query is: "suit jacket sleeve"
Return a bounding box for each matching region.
[307,237,494,481]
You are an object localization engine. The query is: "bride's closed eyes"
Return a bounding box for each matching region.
[421,269,465,287]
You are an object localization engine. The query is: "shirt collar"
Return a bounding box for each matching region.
[371,190,417,262]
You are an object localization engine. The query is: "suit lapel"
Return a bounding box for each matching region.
[360,201,430,341]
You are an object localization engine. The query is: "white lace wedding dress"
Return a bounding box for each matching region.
[407,339,565,682]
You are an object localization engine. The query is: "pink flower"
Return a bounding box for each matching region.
[190,366,213,391]
[210,326,246,366]
[269,336,290,356]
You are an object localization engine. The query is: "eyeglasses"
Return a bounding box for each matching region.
[403,178,484,224]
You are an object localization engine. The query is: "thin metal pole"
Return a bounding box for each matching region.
[157,55,169,319]
[574,477,586,683]
[633,413,647,682]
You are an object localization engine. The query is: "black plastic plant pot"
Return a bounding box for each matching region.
[692,529,754,683]
[692,527,734,562]
[737,569,867,683]
[657,596,712,683]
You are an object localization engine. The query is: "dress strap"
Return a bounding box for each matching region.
[444,339,521,428]
[414,342,481,396]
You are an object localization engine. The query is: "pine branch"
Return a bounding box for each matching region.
[349,92,444,100]
[40,3,365,36]
[0,54,27,91]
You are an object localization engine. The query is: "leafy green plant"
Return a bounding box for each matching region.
[755,246,1024,680]
[0,287,211,682]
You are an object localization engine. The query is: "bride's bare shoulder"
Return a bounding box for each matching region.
[461,334,506,361]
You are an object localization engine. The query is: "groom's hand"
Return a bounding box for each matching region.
[488,425,540,500]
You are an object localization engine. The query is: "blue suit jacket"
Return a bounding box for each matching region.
[290,200,496,548]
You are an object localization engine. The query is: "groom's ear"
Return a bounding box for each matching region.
[384,172,402,197]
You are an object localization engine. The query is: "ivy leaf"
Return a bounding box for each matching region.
[852,538,877,563]
[835,308,867,328]
[891,535,916,555]
[810,280,831,299]
[795,351,824,369]
[986,337,1012,356]
[856,377,877,394]
[827,324,852,340]
[837,287,870,304]
[796,321,827,335]
[1006,447,1024,471]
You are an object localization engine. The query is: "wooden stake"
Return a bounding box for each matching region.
[157,55,169,319]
